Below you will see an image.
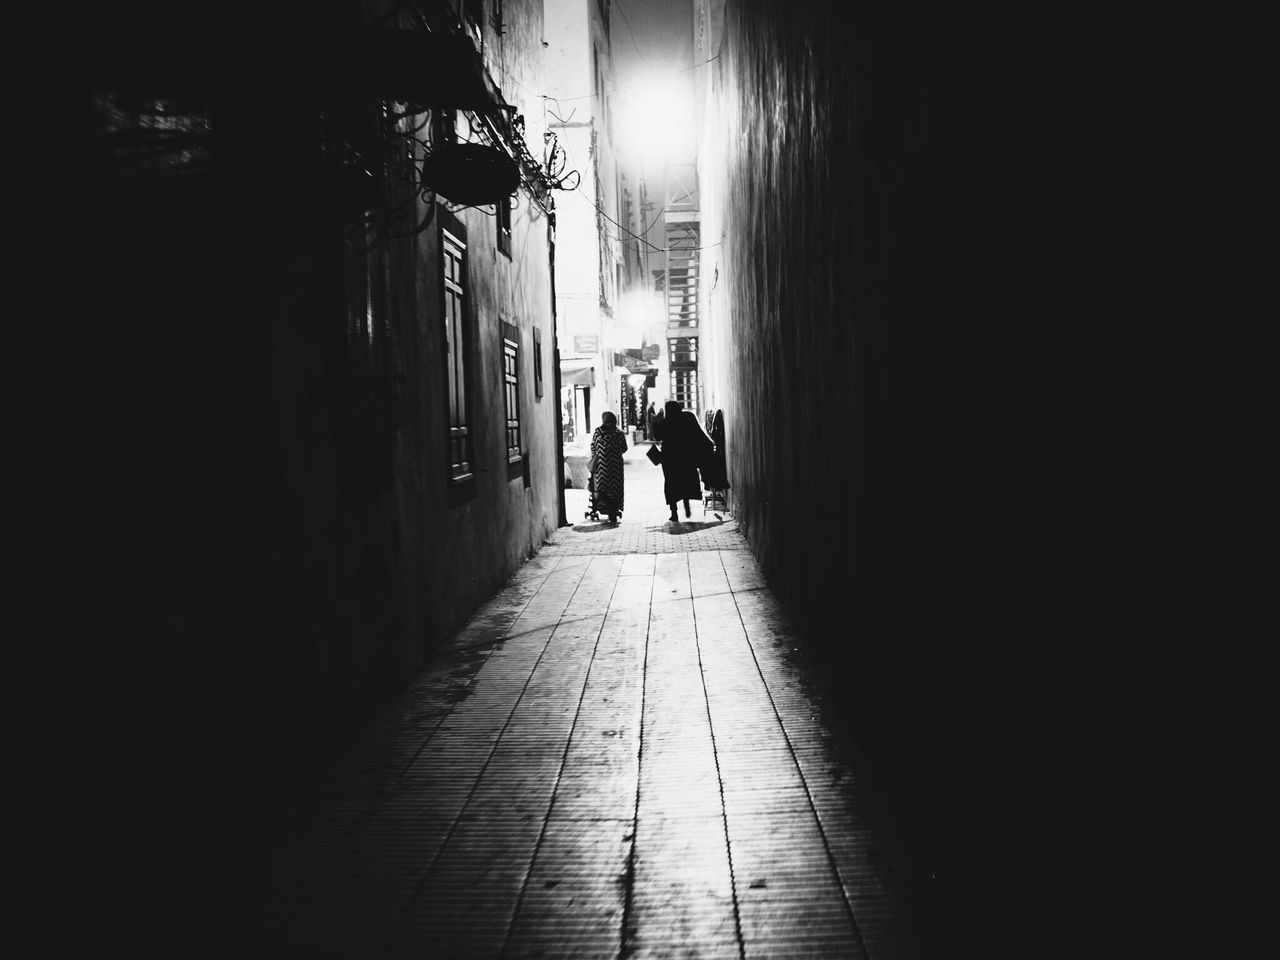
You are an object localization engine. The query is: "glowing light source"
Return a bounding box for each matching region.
[616,76,695,168]
[615,289,665,344]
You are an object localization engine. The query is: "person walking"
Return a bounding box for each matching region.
[589,410,628,524]
[656,400,714,522]
[648,400,664,442]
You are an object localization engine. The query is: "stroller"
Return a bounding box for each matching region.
[585,473,621,524]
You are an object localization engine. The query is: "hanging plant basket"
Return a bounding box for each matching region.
[421,142,520,206]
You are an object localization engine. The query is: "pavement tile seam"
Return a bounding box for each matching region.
[209,483,924,958]
[384,556,604,951]
[292,554,574,852]
[714,549,872,960]
[615,556,661,960]
[499,561,638,959]
[683,554,751,960]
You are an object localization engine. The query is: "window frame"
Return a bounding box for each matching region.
[669,335,699,414]
[670,367,699,413]
[501,320,523,479]
[532,326,544,399]
[440,212,475,499]
[496,197,512,258]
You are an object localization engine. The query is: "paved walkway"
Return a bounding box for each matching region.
[205,444,939,958]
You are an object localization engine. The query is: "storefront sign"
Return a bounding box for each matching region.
[573,335,599,353]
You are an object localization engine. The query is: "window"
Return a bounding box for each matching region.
[496,197,511,257]
[501,321,522,468]
[669,335,699,414]
[532,326,544,398]
[443,224,471,482]
[668,335,699,366]
[671,368,699,413]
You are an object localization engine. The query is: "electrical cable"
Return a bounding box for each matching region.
[575,190,724,255]
[575,189,663,252]
[612,0,651,67]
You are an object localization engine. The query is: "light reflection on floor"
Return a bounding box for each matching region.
[206,483,937,959]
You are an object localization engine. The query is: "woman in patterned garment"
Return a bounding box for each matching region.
[590,411,628,523]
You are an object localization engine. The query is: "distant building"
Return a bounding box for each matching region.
[544,0,638,441]
[609,7,704,422]
[693,0,727,420]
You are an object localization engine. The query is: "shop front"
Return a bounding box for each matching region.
[560,360,595,444]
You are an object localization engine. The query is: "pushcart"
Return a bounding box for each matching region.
[703,486,729,518]
[585,473,620,524]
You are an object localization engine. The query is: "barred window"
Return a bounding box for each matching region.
[670,368,699,413]
[502,321,521,463]
[443,227,471,482]
[669,335,699,414]
[668,336,699,366]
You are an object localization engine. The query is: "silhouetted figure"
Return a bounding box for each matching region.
[657,400,713,522]
[589,411,627,523]
[703,409,730,492]
[648,401,664,442]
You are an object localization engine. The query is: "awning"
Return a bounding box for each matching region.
[560,361,595,387]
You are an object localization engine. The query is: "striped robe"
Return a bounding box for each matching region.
[590,425,628,514]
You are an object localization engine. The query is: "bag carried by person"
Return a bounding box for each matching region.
[645,445,662,465]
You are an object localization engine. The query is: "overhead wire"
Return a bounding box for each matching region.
[612,0,652,68]
[575,188,722,255]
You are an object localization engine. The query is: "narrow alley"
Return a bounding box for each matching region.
[71,2,1071,956]
[205,445,939,958]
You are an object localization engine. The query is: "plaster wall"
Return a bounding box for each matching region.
[544,0,594,103]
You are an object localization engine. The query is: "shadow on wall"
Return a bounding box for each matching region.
[715,1,1074,954]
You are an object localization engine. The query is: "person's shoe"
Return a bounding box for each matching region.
[669,511,679,523]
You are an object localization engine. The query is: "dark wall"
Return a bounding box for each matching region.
[710,1,1066,951]
[68,3,561,943]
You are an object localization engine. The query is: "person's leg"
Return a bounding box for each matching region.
[683,499,691,518]
[668,500,678,522]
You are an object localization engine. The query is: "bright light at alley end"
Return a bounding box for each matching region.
[616,289,664,341]
[617,76,696,168]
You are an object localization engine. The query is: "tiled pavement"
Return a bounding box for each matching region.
[205,444,940,958]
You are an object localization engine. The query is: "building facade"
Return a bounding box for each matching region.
[77,0,566,898]
[607,3,704,427]
[544,0,639,443]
